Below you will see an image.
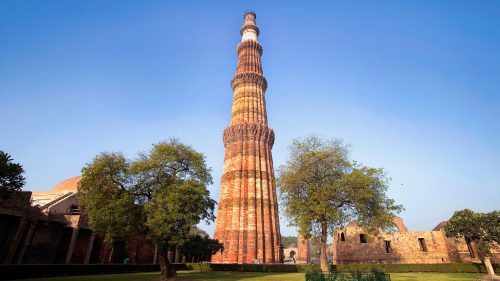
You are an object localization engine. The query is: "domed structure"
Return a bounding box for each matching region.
[51,176,82,193]
[31,176,82,207]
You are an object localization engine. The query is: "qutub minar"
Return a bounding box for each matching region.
[212,11,283,264]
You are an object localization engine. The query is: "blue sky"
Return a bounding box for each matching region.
[1,1,499,237]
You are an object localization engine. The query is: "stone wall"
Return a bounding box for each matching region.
[297,234,310,264]
[332,218,496,265]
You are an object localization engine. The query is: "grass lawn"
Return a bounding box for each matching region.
[18,271,485,281]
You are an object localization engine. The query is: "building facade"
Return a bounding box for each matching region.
[0,177,158,265]
[333,217,500,264]
[212,11,282,264]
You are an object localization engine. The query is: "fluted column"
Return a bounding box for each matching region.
[213,11,281,264]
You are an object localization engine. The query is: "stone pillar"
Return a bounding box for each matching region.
[84,232,96,264]
[279,243,285,264]
[65,227,79,264]
[4,217,28,264]
[484,257,497,276]
[16,222,37,264]
[174,247,179,263]
[153,244,158,264]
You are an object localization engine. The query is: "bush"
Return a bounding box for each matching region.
[306,269,391,281]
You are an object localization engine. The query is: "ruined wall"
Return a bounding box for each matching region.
[333,217,489,265]
[334,225,451,264]
[297,234,310,264]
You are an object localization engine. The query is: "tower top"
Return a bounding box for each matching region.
[244,10,256,20]
[241,11,259,42]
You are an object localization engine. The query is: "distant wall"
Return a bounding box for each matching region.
[332,221,494,264]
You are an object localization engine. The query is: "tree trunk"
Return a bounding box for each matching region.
[320,223,329,272]
[108,245,114,263]
[158,251,177,280]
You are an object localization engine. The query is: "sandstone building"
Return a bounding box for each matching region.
[212,11,282,264]
[297,233,311,264]
[0,177,158,265]
[332,217,500,264]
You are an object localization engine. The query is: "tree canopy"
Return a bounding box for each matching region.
[78,139,217,280]
[179,234,223,272]
[78,152,142,248]
[277,136,402,271]
[445,209,500,253]
[0,150,25,199]
[281,236,298,248]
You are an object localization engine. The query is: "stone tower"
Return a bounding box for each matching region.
[212,11,282,264]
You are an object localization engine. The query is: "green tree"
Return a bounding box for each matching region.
[0,151,25,199]
[78,152,142,262]
[78,139,215,280]
[445,209,500,255]
[134,139,215,279]
[179,234,223,272]
[277,136,403,272]
[281,236,298,248]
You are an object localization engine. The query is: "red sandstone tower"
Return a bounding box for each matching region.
[212,11,282,264]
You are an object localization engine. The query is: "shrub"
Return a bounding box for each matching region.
[305,269,390,281]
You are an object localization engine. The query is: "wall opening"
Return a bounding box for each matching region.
[340,232,345,242]
[69,204,81,215]
[384,240,392,253]
[418,238,427,252]
[359,234,367,244]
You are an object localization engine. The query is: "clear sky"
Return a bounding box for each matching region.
[1,1,499,237]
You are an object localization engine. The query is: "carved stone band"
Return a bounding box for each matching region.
[223,123,275,147]
[222,170,272,183]
[237,40,263,56]
[231,72,267,92]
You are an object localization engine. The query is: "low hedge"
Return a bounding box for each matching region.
[335,263,499,273]
[0,264,183,280]
[208,263,500,274]
[209,263,320,272]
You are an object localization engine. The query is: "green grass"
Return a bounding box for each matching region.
[18,271,485,281]
[16,272,160,281]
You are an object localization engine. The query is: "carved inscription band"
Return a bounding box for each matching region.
[221,170,272,182]
[223,123,275,147]
[231,72,267,92]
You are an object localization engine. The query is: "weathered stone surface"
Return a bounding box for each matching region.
[212,12,281,264]
[297,233,311,264]
[333,217,500,265]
